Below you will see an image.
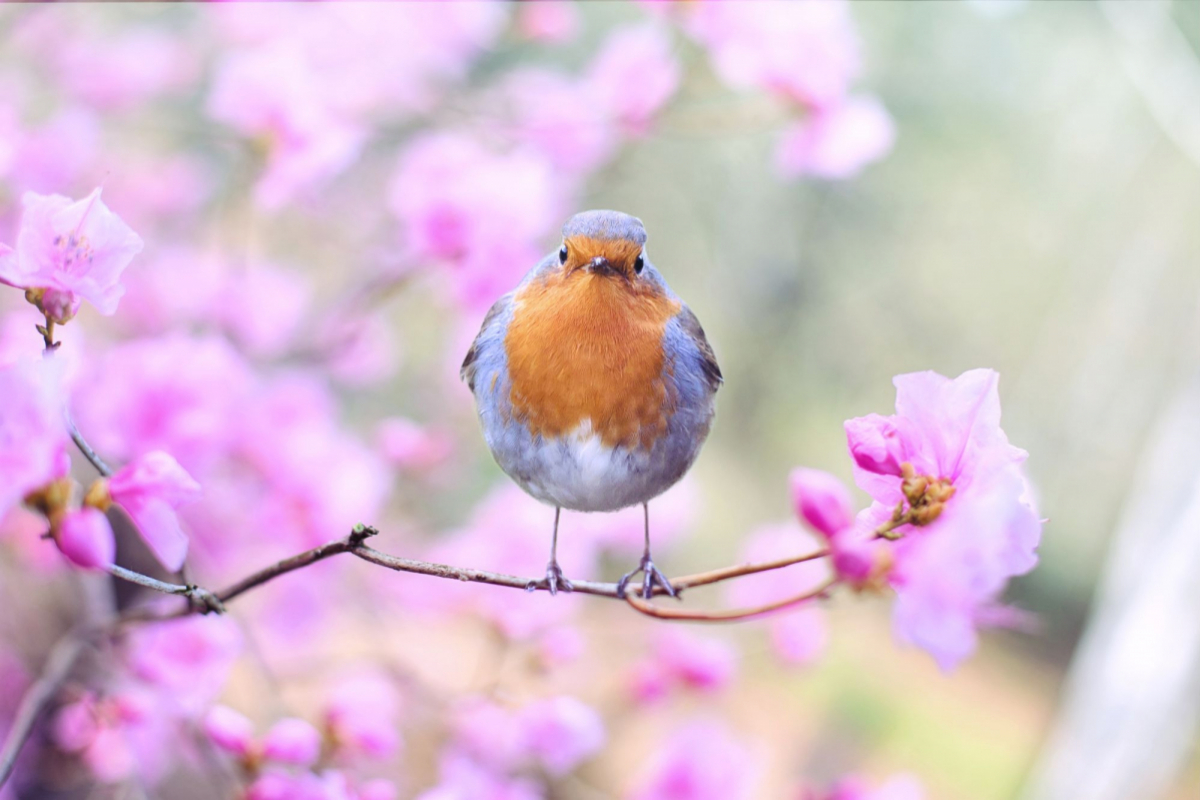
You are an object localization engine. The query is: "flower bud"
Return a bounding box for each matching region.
[789,468,853,538]
[261,717,321,766]
[204,705,255,757]
[54,508,115,570]
[844,414,908,477]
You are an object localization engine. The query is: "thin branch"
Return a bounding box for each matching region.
[623,576,839,622]
[106,565,225,614]
[0,633,88,787]
[67,416,112,477]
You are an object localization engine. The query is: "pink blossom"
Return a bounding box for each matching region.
[55,508,115,570]
[845,369,1043,670]
[0,359,68,519]
[358,781,399,800]
[494,68,615,176]
[126,616,242,712]
[53,27,198,110]
[262,717,322,766]
[587,24,680,135]
[450,698,525,773]
[51,690,171,784]
[820,773,926,800]
[416,751,543,800]
[389,131,560,311]
[727,524,830,667]
[627,719,758,800]
[686,0,861,109]
[776,96,895,180]
[516,2,579,43]
[248,769,361,800]
[108,451,201,572]
[790,468,854,537]
[215,262,313,357]
[203,705,255,757]
[75,334,254,469]
[5,107,100,194]
[629,629,738,702]
[323,670,402,761]
[377,417,455,472]
[516,696,605,776]
[207,43,367,210]
[0,188,143,319]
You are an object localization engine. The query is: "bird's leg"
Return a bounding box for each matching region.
[617,503,678,600]
[541,506,573,595]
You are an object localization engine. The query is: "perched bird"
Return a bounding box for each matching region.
[462,210,721,598]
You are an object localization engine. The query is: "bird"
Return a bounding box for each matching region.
[461,210,722,599]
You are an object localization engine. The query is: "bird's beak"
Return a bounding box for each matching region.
[586,256,616,276]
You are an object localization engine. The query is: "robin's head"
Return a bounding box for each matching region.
[557,210,649,282]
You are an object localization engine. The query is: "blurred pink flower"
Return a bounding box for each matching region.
[204,705,255,757]
[776,96,895,180]
[111,247,226,335]
[587,23,680,135]
[0,359,67,519]
[389,131,560,311]
[53,27,198,110]
[790,467,854,538]
[377,417,455,472]
[845,369,1042,670]
[322,312,402,387]
[55,508,115,570]
[727,524,830,667]
[516,696,605,776]
[0,188,143,319]
[516,2,579,43]
[450,698,526,774]
[216,263,313,357]
[627,719,758,800]
[6,107,100,194]
[126,616,242,712]
[108,450,201,572]
[818,773,926,800]
[686,0,861,109]
[208,43,367,210]
[629,629,738,702]
[416,751,542,800]
[495,68,615,176]
[323,670,402,761]
[248,769,368,800]
[262,717,322,766]
[75,334,254,469]
[51,690,170,785]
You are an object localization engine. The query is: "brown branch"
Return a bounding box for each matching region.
[624,576,839,622]
[0,633,88,787]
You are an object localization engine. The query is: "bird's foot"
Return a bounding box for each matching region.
[617,555,677,600]
[526,560,575,596]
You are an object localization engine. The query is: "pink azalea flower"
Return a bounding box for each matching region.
[5,107,101,194]
[53,27,198,111]
[516,1,579,43]
[587,23,681,135]
[844,369,1043,670]
[627,719,758,800]
[494,68,616,176]
[388,131,561,311]
[0,188,143,319]
[790,468,854,538]
[628,629,738,702]
[203,705,255,757]
[776,95,895,180]
[215,262,313,357]
[207,43,367,210]
[727,524,831,667]
[323,670,402,761]
[262,717,322,766]
[126,616,242,712]
[820,773,925,800]
[416,751,542,800]
[0,359,68,519]
[108,451,201,572]
[55,508,115,570]
[515,696,605,776]
[376,417,455,472]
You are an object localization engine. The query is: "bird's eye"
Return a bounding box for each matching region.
[559,245,568,264]
[634,255,645,274]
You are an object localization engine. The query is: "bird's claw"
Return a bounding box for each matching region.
[617,555,677,600]
[529,560,574,596]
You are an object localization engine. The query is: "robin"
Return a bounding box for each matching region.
[461,210,722,598]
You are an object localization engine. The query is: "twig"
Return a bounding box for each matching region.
[0,633,88,787]
[623,576,838,622]
[106,565,225,614]
[67,416,112,477]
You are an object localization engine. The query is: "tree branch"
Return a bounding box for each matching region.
[0,633,88,788]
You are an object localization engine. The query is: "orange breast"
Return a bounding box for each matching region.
[504,270,681,450]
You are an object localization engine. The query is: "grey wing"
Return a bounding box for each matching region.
[461,293,512,392]
[677,304,723,394]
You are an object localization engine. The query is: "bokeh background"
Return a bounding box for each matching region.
[1,1,1199,799]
